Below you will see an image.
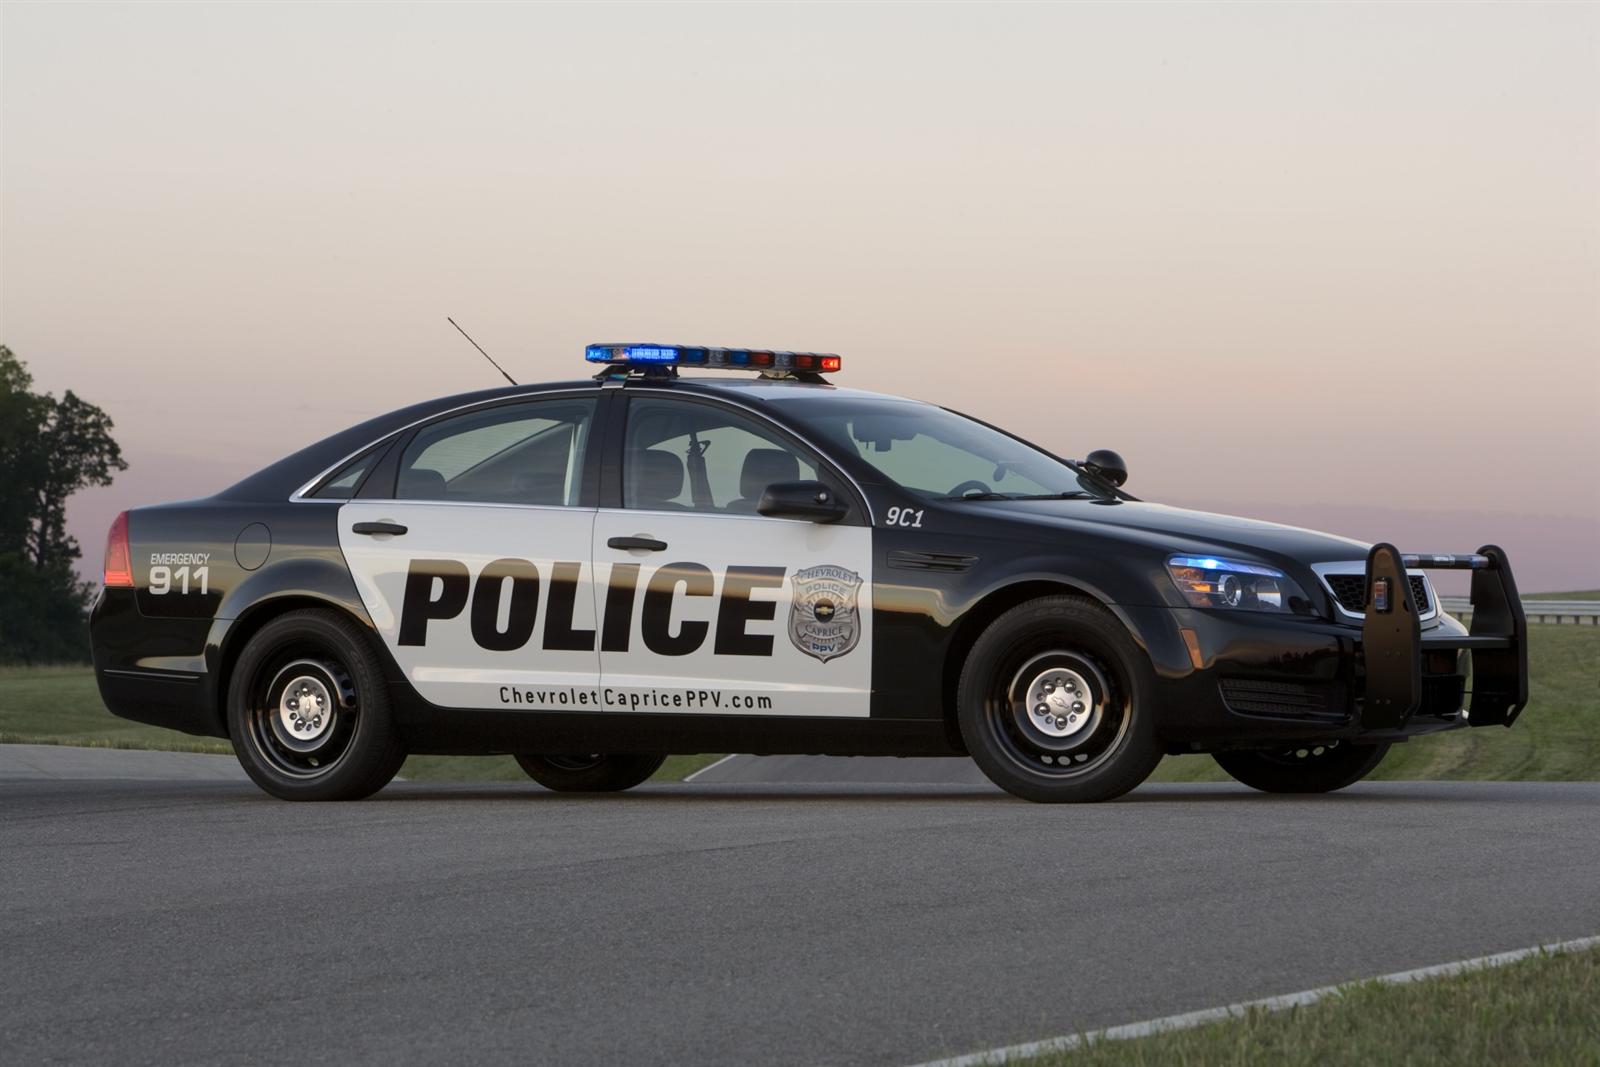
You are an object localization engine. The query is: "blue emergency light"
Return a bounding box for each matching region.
[585,343,842,374]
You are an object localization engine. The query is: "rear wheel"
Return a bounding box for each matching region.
[1213,741,1390,794]
[227,609,406,801]
[957,596,1162,803]
[514,753,666,793]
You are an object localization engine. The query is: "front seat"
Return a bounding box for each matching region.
[630,449,688,510]
[727,449,800,513]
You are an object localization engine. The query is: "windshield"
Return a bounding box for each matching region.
[780,394,1112,501]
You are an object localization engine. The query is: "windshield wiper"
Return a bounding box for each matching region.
[1067,462,1123,498]
[938,490,1094,502]
[937,492,1021,501]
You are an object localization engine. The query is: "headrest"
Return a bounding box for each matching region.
[633,449,684,504]
[399,467,448,500]
[740,449,800,500]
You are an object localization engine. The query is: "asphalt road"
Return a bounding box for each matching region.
[3,757,1598,1067]
[692,753,993,785]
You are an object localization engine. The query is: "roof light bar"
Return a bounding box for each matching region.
[585,343,841,374]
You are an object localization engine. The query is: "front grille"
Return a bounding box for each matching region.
[1219,678,1345,722]
[1323,573,1430,615]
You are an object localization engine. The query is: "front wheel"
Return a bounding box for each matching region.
[227,609,407,801]
[957,596,1163,803]
[1213,741,1390,794]
[514,753,666,793]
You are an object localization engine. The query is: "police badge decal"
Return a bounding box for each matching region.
[788,565,864,663]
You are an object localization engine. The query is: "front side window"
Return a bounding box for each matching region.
[396,398,596,506]
[622,397,820,513]
[781,395,1112,501]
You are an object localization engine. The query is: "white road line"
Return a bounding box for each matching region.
[906,934,1600,1067]
[681,753,741,783]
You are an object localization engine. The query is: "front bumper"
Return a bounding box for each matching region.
[1130,544,1528,750]
[1361,543,1528,729]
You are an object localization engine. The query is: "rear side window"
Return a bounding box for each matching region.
[396,398,596,506]
[309,450,380,499]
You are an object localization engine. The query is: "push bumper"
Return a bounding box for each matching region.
[1361,544,1528,730]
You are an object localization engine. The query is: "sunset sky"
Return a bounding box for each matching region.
[3,2,1596,591]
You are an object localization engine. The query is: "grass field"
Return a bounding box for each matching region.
[1007,945,1600,1067]
[1150,624,1600,783]
[3,627,1595,783]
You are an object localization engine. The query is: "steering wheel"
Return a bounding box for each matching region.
[947,480,993,498]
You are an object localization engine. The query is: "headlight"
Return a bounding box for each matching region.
[1166,555,1315,614]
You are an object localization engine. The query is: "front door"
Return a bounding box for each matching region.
[339,394,605,711]
[593,394,873,718]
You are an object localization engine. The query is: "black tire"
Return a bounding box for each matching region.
[1213,741,1390,794]
[226,609,406,801]
[957,596,1163,803]
[513,753,666,793]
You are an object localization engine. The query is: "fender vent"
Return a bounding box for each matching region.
[886,550,978,573]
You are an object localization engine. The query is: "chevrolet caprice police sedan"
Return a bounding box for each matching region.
[90,344,1530,802]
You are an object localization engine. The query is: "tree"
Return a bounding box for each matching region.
[0,345,128,663]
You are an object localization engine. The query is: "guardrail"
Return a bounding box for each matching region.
[1440,597,1600,625]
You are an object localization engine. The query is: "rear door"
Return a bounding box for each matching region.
[592,393,873,717]
[338,393,605,711]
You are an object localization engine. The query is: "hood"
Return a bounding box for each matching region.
[978,499,1370,569]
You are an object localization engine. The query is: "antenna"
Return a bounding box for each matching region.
[446,317,517,386]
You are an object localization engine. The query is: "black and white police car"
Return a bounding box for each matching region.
[90,344,1530,802]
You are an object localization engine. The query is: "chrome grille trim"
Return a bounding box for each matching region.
[1310,560,1439,623]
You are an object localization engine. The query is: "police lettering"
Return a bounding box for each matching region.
[641,563,713,656]
[398,560,469,646]
[469,558,539,651]
[397,558,782,656]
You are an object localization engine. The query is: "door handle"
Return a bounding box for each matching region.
[352,521,408,536]
[607,535,668,552]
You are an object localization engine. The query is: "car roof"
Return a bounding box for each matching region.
[216,373,924,501]
[659,375,925,406]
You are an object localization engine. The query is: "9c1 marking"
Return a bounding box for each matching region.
[885,507,924,528]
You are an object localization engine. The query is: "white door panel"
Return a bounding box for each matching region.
[594,510,873,717]
[338,501,600,710]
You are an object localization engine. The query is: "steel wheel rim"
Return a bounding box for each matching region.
[276,673,335,748]
[247,655,358,779]
[985,649,1130,778]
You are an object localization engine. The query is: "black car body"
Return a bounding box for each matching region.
[89,348,1530,801]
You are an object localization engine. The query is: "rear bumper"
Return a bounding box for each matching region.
[94,667,215,737]
[89,588,227,739]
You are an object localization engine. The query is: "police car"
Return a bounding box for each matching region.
[89,344,1530,802]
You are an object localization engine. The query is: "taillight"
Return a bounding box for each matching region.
[104,511,134,588]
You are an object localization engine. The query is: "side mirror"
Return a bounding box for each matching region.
[757,480,848,523]
[1082,448,1128,488]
